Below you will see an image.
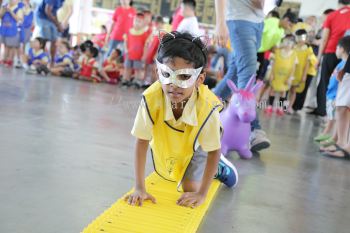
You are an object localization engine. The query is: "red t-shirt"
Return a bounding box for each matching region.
[126,29,150,60]
[93,33,107,48]
[323,6,350,53]
[103,60,120,80]
[110,7,136,41]
[144,35,160,64]
[171,7,184,31]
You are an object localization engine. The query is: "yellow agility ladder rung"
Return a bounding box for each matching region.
[82,172,221,233]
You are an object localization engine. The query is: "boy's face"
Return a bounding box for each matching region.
[32,39,41,50]
[180,4,192,17]
[158,57,205,104]
[296,34,307,44]
[134,17,144,29]
[336,45,344,59]
[58,43,68,55]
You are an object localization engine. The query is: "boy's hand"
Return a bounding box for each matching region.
[176,192,206,208]
[124,189,156,207]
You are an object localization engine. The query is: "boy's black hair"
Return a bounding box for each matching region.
[157,31,207,70]
[87,46,99,58]
[73,45,79,51]
[339,0,350,5]
[182,0,196,9]
[80,40,94,53]
[295,29,307,36]
[283,9,298,24]
[101,25,107,31]
[283,34,296,43]
[323,8,335,15]
[338,36,350,54]
[114,48,123,63]
[35,37,46,50]
[269,10,280,19]
[154,15,164,24]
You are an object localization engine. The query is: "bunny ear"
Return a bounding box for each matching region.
[251,80,263,95]
[244,75,257,92]
[158,30,175,44]
[227,79,239,93]
[192,34,210,50]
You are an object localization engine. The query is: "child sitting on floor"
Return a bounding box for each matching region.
[50,41,74,77]
[125,32,238,208]
[99,48,123,84]
[74,45,100,82]
[22,37,49,74]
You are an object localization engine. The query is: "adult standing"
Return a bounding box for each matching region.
[35,0,65,65]
[105,0,136,56]
[311,0,350,116]
[57,0,73,40]
[214,0,271,153]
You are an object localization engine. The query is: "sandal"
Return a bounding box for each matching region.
[314,134,331,142]
[322,144,350,160]
[319,144,337,152]
[319,138,336,147]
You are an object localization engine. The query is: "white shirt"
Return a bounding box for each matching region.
[226,0,265,23]
[176,16,201,37]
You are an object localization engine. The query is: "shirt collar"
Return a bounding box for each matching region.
[164,88,198,126]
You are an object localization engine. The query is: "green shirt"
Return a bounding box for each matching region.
[259,17,285,52]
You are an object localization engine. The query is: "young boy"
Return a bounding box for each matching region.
[122,12,150,87]
[176,0,200,37]
[126,32,238,208]
[50,41,74,77]
[317,36,350,149]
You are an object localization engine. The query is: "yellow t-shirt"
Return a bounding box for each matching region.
[131,88,222,152]
[57,0,74,23]
[271,48,298,92]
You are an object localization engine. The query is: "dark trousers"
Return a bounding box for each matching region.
[293,75,314,111]
[314,53,339,116]
[257,52,269,81]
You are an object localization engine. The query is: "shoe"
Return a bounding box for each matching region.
[15,61,23,69]
[5,60,13,67]
[276,108,285,116]
[25,68,38,75]
[215,155,238,188]
[250,129,271,152]
[285,108,294,115]
[264,106,273,115]
[121,80,131,87]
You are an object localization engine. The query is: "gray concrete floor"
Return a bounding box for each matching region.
[0,68,349,233]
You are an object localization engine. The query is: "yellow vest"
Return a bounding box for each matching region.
[143,81,222,184]
[271,49,297,92]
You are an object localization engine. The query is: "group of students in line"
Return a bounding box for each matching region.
[0,0,33,68]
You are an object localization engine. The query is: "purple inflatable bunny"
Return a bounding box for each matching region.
[220,76,263,159]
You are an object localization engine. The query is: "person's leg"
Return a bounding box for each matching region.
[336,106,350,147]
[314,54,339,116]
[106,40,120,58]
[213,47,237,100]
[287,86,296,113]
[293,75,313,111]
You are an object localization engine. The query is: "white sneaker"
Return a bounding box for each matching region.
[15,61,23,69]
[250,129,271,152]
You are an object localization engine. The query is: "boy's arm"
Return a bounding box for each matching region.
[302,59,310,82]
[124,138,157,206]
[177,149,221,208]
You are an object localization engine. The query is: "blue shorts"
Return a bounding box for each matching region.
[125,59,143,69]
[35,16,58,41]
